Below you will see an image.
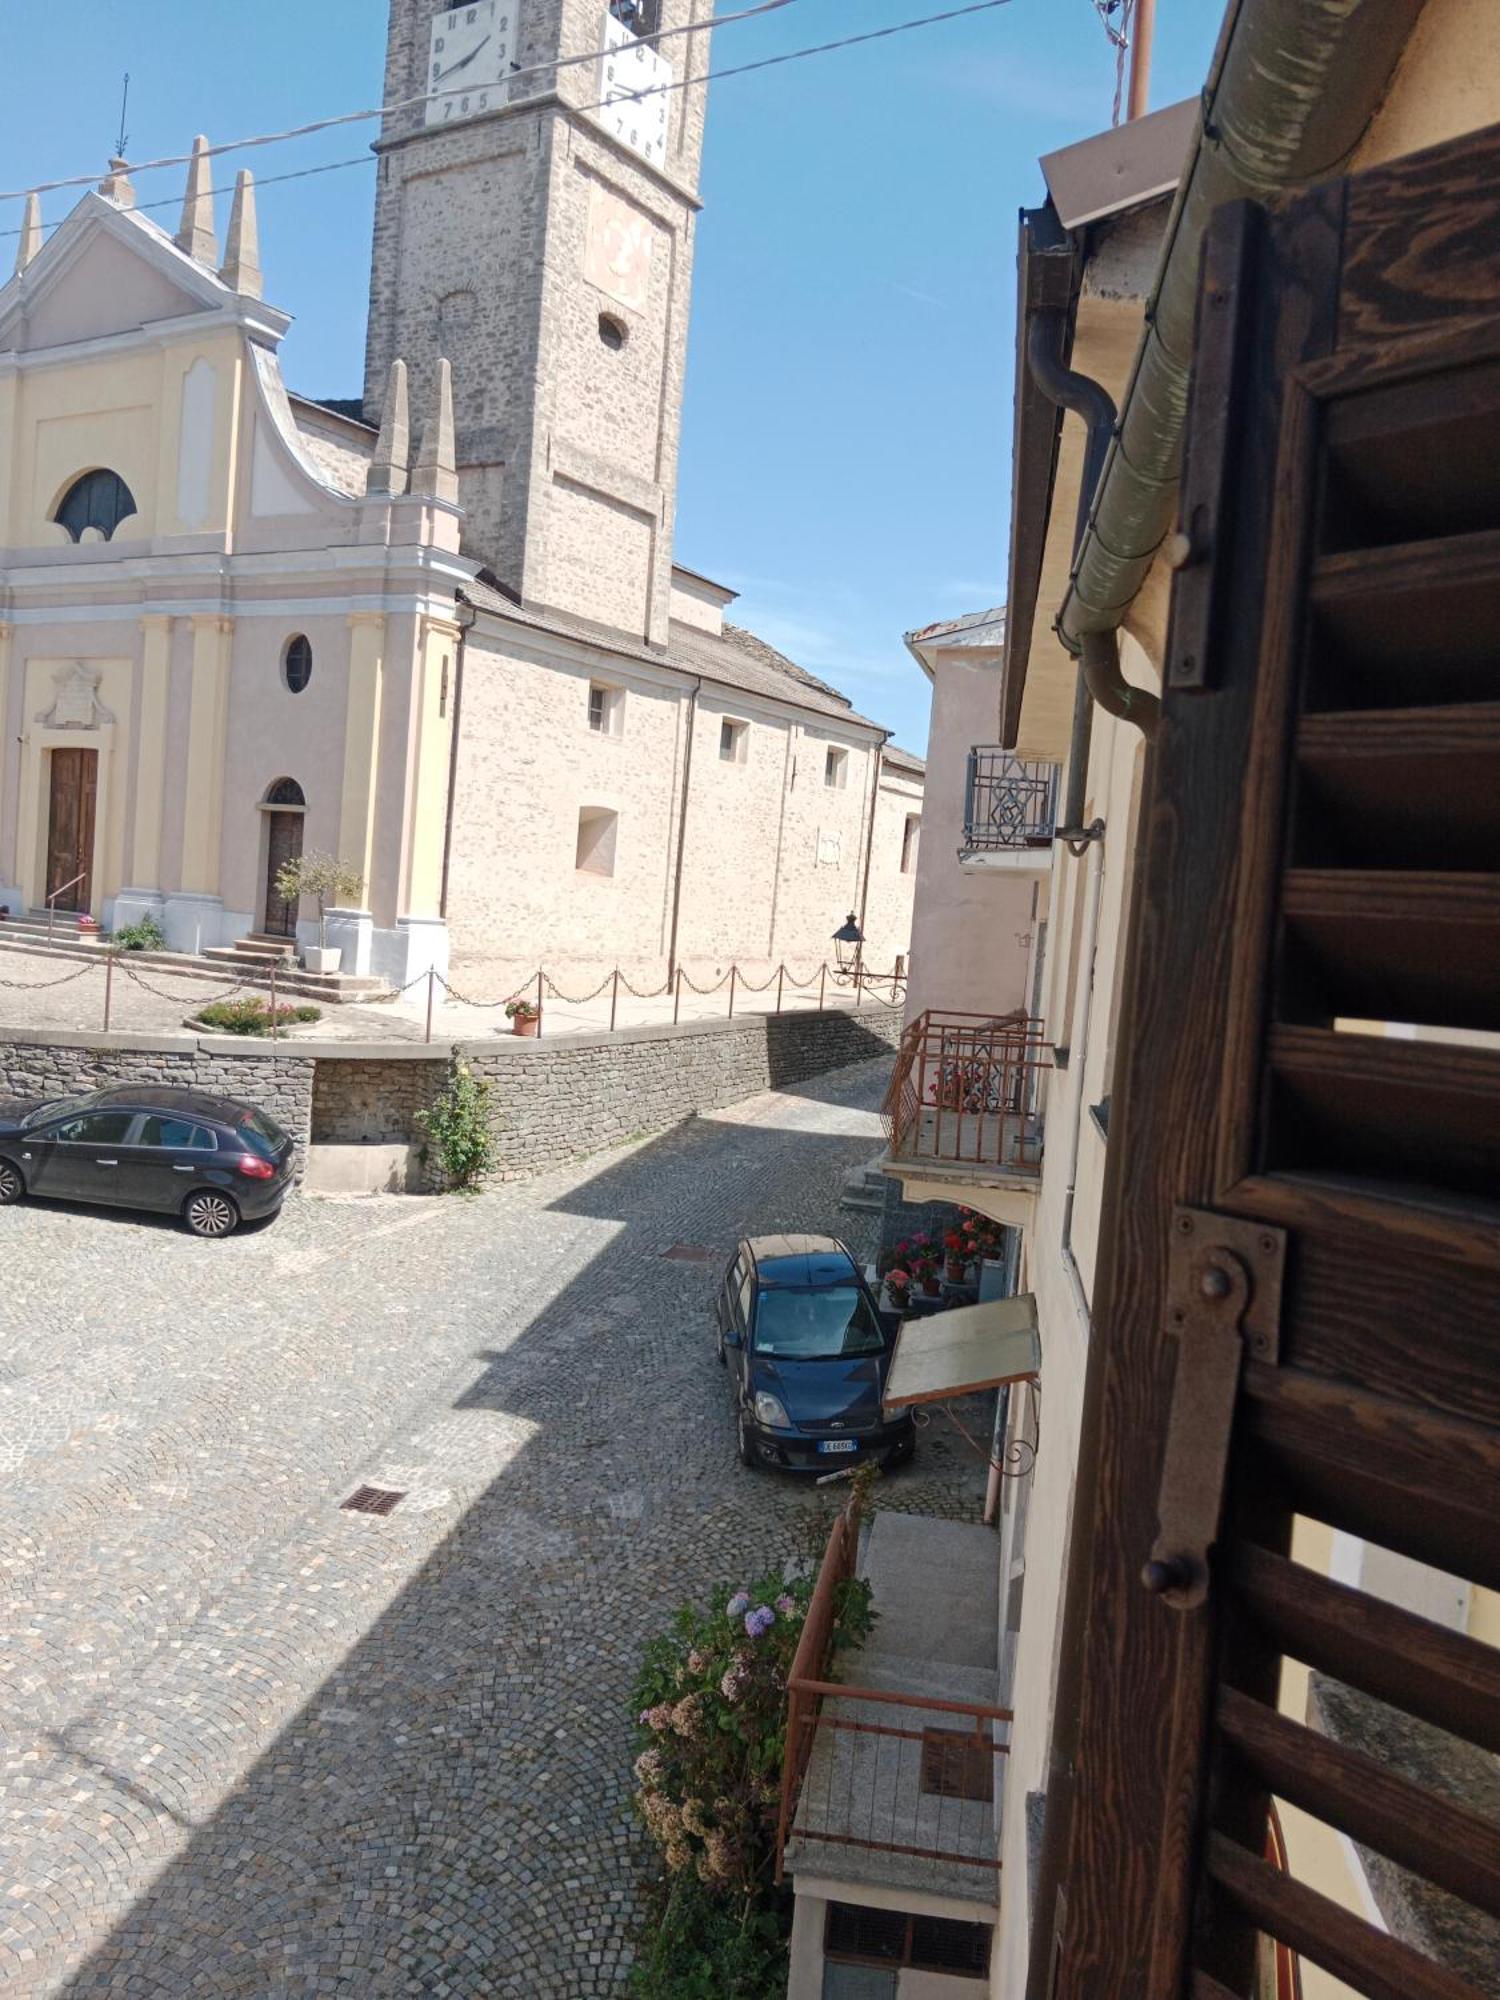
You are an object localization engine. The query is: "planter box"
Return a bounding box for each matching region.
[303,945,342,975]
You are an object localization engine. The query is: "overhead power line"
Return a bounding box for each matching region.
[0,0,1016,214]
[0,0,804,205]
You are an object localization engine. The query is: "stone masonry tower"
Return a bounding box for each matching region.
[365,0,715,646]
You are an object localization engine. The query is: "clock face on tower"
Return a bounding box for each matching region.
[426,3,513,127]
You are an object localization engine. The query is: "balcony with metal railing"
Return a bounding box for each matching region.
[777,1507,1008,1909]
[881,1009,1050,1196]
[960,749,1059,871]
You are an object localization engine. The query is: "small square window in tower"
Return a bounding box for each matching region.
[588,683,623,738]
[825,746,849,789]
[901,813,920,873]
[576,807,619,877]
[719,719,747,764]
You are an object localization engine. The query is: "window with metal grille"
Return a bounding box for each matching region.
[920,1726,994,1802]
[824,1903,990,1981]
[53,468,138,542]
[588,682,623,736]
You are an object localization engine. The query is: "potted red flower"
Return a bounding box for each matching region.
[884,1265,912,1312]
[943,1228,969,1282]
[910,1234,942,1297]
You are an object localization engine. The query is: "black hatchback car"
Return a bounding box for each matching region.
[0,1083,295,1237]
[716,1234,915,1472]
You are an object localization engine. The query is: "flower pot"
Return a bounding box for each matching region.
[945,1254,968,1283]
[919,1274,941,1298]
[303,945,342,975]
[511,1013,540,1037]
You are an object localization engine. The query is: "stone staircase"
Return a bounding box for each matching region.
[0,916,389,1005]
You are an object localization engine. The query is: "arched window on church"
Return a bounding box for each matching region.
[264,777,306,809]
[53,469,139,543]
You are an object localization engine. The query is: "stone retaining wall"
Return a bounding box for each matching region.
[0,1005,903,1190]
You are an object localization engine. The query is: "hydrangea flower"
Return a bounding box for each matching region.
[775,1594,797,1617]
[726,1590,750,1617]
[745,1605,775,1638]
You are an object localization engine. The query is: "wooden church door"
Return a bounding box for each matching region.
[1035,125,1500,1999]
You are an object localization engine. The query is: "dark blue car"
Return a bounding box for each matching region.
[716,1234,915,1472]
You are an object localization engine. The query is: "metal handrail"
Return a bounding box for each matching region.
[46,871,87,941]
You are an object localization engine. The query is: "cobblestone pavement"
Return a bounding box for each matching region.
[0,1059,989,1997]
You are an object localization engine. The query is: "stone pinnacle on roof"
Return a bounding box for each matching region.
[14,193,42,275]
[411,358,458,504]
[175,135,217,265]
[98,156,135,209]
[367,359,411,497]
[218,169,261,298]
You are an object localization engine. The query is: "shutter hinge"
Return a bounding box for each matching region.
[1142,1205,1286,1611]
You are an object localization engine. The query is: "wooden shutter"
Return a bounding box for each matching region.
[1039,125,1500,1999]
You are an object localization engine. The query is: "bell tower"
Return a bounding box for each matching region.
[365,0,715,645]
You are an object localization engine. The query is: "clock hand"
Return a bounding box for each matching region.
[434,33,491,85]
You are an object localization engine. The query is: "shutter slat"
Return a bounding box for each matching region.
[1240,1363,1500,1591]
[1313,525,1500,600]
[1279,872,1500,1031]
[1231,1544,1500,1755]
[1265,1025,1500,1196]
[1298,702,1500,758]
[1216,1686,1500,1919]
[1207,1834,1486,2000]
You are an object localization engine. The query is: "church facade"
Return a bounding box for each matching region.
[0,0,922,990]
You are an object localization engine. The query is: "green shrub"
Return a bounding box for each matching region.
[414,1047,495,1189]
[111,915,166,952]
[195,998,321,1035]
[629,1873,790,1999]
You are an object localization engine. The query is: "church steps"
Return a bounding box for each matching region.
[0,929,388,1004]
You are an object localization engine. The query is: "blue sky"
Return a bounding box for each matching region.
[0,1,1221,751]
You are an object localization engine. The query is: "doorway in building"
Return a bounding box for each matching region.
[261,778,306,937]
[45,747,98,911]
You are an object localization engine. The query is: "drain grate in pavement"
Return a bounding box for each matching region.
[662,1243,721,1265]
[341,1485,406,1516]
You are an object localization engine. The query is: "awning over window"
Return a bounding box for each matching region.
[884,1293,1041,1411]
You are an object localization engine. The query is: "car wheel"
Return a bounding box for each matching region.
[737,1413,758,1469]
[184,1189,239,1239]
[0,1159,23,1204]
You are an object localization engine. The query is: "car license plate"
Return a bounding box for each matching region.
[818,1439,857,1454]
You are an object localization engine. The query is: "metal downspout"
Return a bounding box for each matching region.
[1023,313,1122,834]
[438,591,477,921]
[665,679,701,983]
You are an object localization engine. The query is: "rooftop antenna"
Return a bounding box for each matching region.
[115,72,130,160]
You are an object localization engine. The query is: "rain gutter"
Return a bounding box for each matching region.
[1056,0,1429,667]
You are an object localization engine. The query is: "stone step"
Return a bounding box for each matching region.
[0,928,389,1004]
[203,941,297,964]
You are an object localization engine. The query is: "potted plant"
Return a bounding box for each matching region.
[943,1228,969,1283]
[505,997,541,1038]
[884,1264,912,1313]
[909,1234,942,1297]
[274,850,364,974]
[77,913,99,940]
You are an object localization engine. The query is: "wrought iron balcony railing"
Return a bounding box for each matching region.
[882,1009,1050,1176]
[963,749,1059,850]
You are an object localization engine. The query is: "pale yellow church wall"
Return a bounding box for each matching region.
[402,615,461,922]
[1,329,246,551]
[217,613,360,928]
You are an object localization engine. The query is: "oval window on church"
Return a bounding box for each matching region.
[282,634,313,694]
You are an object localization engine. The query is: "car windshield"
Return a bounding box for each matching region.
[752,1285,885,1360]
[236,1109,287,1161]
[23,1095,95,1128]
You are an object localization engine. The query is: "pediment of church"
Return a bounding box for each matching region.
[0,194,236,355]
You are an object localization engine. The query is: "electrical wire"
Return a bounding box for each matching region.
[0,0,803,205]
[0,0,1017,220]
